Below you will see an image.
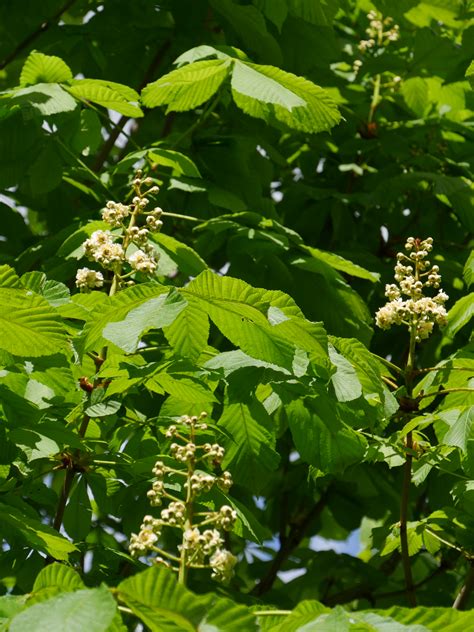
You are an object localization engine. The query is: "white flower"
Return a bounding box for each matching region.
[75,268,104,292]
[210,549,237,583]
[101,201,130,226]
[128,249,157,274]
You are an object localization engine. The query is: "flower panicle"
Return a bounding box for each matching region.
[375,237,448,342]
[128,411,238,584]
[75,171,163,292]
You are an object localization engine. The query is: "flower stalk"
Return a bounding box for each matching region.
[376,237,448,607]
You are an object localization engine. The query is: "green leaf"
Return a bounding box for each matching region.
[103,290,187,353]
[401,77,430,117]
[444,293,474,337]
[10,84,77,116]
[164,296,210,361]
[29,564,85,604]
[218,400,279,487]
[68,80,143,117]
[141,60,231,112]
[287,0,340,25]
[33,563,84,593]
[466,60,474,88]
[9,587,116,632]
[303,246,380,282]
[0,502,77,560]
[253,0,288,31]
[21,272,70,306]
[0,264,22,288]
[438,406,474,452]
[287,398,367,472]
[63,476,93,541]
[201,596,258,632]
[231,60,341,133]
[152,233,208,277]
[209,0,282,64]
[20,51,73,86]
[118,566,209,631]
[329,344,362,402]
[148,148,201,178]
[463,250,474,288]
[183,271,296,370]
[0,288,67,357]
[375,605,474,630]
[148,373,217,402]
[79,283,169,355]
[262,600,329,632]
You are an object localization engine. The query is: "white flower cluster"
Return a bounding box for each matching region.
[101,201,130,227]
[129,411,238,583]
[359,11,399,51]
[75,172,164,291]
[83,230,125,268]
[180,527,237,583]
[375,237,448,342]
[75,267,104,291]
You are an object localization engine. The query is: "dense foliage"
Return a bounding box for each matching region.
[0,0,473,629]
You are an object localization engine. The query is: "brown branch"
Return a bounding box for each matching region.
[453,560,474,610]
[0,0,78,70]
[91,39,172,173]
[251,488,329,597]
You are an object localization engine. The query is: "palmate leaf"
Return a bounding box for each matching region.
[0,288,67,357]
[141,60,231,111]
[231,60,341,133]
[9,587,117,632]
[20,51,73,86]
[182,271,297,371]
[142,49,340,133]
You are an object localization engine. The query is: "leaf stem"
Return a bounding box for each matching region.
[161,211,201,223]
[418,387,474,400]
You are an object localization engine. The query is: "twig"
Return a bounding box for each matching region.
[453,560,474,610]
[0,0,78,70]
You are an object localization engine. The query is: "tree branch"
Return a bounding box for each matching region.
[0,0,78,70]
[91,39,171,173]
[251,489,329,597]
